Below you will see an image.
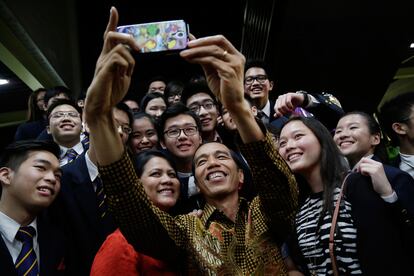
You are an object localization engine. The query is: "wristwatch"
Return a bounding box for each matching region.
[296,90,309,107]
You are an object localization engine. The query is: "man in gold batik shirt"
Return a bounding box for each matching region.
[85,7,298,275]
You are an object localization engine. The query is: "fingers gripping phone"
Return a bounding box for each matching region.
[117,20,189,53]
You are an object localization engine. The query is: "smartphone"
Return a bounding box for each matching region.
[116,20,189,53]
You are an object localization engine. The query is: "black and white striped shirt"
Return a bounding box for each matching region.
[296,188,362,275]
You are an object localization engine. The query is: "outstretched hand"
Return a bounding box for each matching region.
[180,35,245,113]
[85,7,140,123]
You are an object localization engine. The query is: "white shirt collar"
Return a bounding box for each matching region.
[59,142,84,158]
[0,211,37,244]
[85,150,99,182]
[261,100,271,118]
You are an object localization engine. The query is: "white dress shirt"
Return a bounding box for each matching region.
[0,211,39,264]
[59,142,84,166]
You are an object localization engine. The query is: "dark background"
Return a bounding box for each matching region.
[0,0,414,149]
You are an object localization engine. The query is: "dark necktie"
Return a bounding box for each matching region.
[14,226,39,276]
[81,131,90,150]
[94,177,107,219]
[65,148,78,163]
[257,110,269,124]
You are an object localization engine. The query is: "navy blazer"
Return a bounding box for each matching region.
[345,171,413,275]
[0,212,65,276]
[14,119,47,141]
[52,152,116,275]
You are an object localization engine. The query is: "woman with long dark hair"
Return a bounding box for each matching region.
[278,116,413,275]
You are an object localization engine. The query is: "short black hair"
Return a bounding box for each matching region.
[379,92,414,146]
[46,99,82,124]
[44,86,71,107]
[115,102,134,126]
[157,102,202,142]
[135,149,177,178]
[0,140,60,171]
[140,92,167,111]
[180,79,217,106]
[164,81,184,99]
[244,59,273,80]
[147,76,167,88]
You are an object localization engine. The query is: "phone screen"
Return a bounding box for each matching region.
[117,20,188,53]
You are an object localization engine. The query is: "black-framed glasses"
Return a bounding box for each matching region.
[164,126,198,138]
[50,111,80,119]
[188,100,215,114]
[244,74,268,85]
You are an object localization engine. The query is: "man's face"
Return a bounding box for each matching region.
[148,81,166,94]
[48,104,82,146]
[244,67,273,102]
[194,142,243,202]
[0,151,62,212]
[186,93,218,134]
[162,114,202,161]
[113,108,131,145]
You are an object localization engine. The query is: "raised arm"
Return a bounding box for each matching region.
[84,7,190,262]
[181,35,298,241]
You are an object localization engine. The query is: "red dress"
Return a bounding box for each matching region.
[91,229,179,275]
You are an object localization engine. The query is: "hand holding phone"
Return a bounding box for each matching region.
[117,20,189,53]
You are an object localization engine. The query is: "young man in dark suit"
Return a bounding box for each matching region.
[54,103,132,275]
[0,140,65,276]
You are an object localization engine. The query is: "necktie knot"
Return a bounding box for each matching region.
[65,148,78,163]
[15,226,36,243]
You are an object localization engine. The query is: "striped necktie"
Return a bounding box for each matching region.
[65,148,78,163]
[81,131,90,150]
[14,226,39,276]
[94,177,107,219]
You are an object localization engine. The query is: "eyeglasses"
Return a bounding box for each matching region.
[164,126,198,138]
[50,111,80,119]
[167,94,182,101]
[244,74,268,85]
[188,100,215,114]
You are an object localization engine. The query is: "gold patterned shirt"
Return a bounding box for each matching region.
[99,133,298,275]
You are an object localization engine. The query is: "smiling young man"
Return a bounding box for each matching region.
[84,7,298,275]
[46,99,84,166]
[157,103,203,211]
[0,140,65,275]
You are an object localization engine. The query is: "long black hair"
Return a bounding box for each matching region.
[280,116,349,220]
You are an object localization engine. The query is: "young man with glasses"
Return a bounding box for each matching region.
[245,59,344,131]
[181,80,224,143]
[46,99,84,166]
[52,102,132,275]
[380,92,414,177]
[157,103,203,211]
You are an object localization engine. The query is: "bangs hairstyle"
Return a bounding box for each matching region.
[0,140,60,171]
[134,149,177,178]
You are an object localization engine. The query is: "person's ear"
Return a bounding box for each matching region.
[47,125,51,134]
[269,80,274,91]
[160,140,166,149]
[0,167,13,186]
[392,122,407,135]
[237,168,244,190]
[371,133,381,146]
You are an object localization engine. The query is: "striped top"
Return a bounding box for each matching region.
[296,188,362,275]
